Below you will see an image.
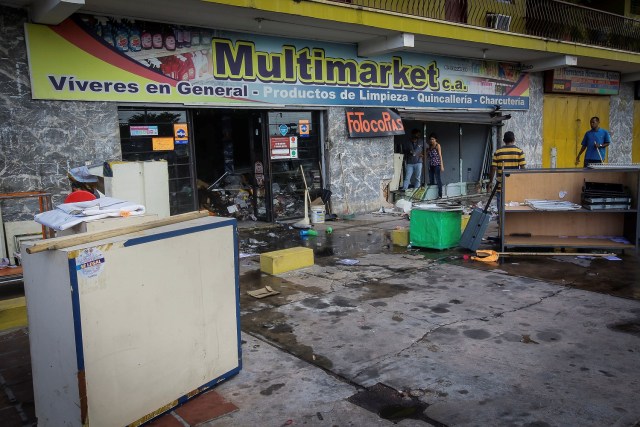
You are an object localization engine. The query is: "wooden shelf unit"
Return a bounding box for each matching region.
[500,168,639,251]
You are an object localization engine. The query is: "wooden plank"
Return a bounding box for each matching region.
[0,266,23,278]
[25,211,209,254]
[504,211,625,236]
[503,170,639,206]
[504,235,633,248]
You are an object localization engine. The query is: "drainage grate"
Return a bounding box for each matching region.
[347,383,446,426]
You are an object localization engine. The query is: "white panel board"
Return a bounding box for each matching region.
[22,216,240,426]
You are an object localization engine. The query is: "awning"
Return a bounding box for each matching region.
[397,109,511,125]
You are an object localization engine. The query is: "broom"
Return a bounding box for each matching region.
[292,165,311,229]
[339,154,355,220]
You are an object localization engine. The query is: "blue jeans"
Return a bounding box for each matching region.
[428,166,443,198]
[403,162,422,190]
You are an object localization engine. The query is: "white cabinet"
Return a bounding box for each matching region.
[90,161,170,218]
[22,216,240,426]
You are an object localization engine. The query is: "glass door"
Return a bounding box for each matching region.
[118,108,197,215]
[251,112,269,221]
[267,111,322,221]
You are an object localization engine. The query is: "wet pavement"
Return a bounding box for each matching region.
[238,211,640,301]
[2,203,640,426]
[225,211,640,426]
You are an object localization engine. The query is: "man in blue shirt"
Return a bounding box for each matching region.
[575,116,612,167]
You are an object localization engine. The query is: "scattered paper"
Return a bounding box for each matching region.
[337,259,359,265]
[610,237,630,244]
[239,252,258,258]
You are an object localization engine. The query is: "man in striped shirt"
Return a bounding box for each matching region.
[490,131,526,219]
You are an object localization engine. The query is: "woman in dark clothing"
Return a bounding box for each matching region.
[427,132,444,198]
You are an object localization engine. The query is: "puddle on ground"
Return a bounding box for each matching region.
[451,252,640,301]
[239,270,327,309]
[347,383,445,425]
[608,321,640,337]
[239,223,640,301]
[356,281,413,301]
[241,310,333,370]
[239,226,398,261]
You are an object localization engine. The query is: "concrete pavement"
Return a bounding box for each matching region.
[199,211,640,426]
[2,206,640,426]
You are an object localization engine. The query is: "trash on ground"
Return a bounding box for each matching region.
[239,252,258,258]
[247,286,280,299]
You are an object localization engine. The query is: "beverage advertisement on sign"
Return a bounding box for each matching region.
[24,14,529,110]
[130,125,158,136]
[545,67,620,95]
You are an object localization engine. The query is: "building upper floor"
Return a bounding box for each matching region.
[322,0,640,53]
[2,0,640,79]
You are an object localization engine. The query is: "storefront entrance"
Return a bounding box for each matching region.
[542,95,610,168]
[118,107,322,221]
[397,116,495,195]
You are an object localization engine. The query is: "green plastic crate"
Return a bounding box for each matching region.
[409,208,462,249]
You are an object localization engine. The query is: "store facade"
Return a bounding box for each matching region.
[0,4,635,226]
[10,9,526,217]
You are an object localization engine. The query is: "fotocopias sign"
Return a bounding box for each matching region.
[346,108,405,137]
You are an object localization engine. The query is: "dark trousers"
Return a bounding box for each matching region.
[429,166,443,198]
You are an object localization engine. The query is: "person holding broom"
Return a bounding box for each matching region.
[575,116,611,168]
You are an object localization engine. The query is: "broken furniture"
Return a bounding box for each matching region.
[55,214,159,237]
[88,160,170,218]
[501,168,639,251]
[0,191,53,285]
[21,213,240,426]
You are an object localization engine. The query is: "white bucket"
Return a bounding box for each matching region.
[310,206,325,224]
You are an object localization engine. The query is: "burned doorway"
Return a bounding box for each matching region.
[266,111,323,222]
[192,109,323,222]
[192,109,264,220]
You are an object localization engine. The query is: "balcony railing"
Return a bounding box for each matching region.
[321,0,640,54]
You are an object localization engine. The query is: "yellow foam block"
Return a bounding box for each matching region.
[260,247,314,275]
[391,229,409,246]
[461,214,471,231]
[0,297,27,331]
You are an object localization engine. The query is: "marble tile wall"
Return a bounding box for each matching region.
[609,82,634,165]
[0,6,121,220]
[1,4,637,220]
[504,73,544,168]
[325,107,394,215]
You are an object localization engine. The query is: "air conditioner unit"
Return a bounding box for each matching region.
[486,13,511,31]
